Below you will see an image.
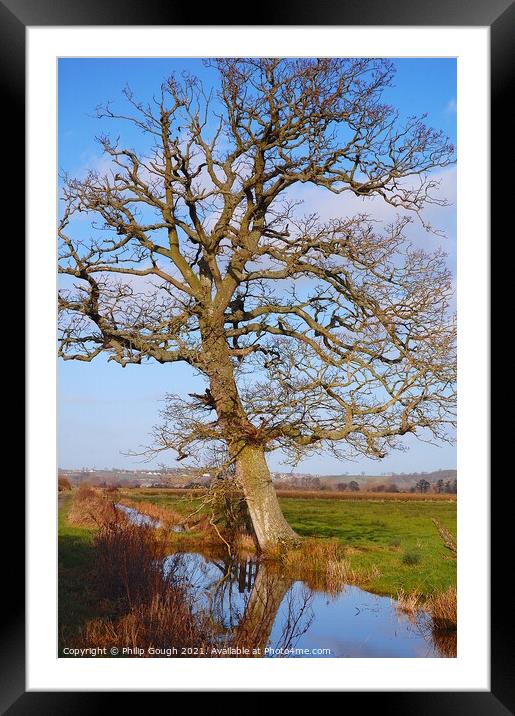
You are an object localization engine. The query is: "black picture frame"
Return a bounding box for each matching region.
[5,1,506,710]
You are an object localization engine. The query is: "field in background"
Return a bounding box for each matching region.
[118,487,456,501]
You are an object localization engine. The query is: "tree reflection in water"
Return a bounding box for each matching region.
[170,553,314,656]
[164,551,454,658]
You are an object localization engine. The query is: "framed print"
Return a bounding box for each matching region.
[5,0,507,710]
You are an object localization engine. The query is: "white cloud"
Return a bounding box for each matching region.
[445,98,457,114]
[284,166,457,266]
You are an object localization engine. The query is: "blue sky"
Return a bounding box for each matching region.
[58,57,456,474]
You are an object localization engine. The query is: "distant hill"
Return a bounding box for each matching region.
[272,469,457,490]
[59,466,456,492]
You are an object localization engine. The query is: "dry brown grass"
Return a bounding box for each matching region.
[79,519,216,655]
[396,586,456,630]
[395,586,457,657]
[431,628,457,658]
[324,559,354,594]
[275,490,457,502]
[233,532,258,558]
[107,495,226,551]
[81,592,214,656]
[121,487,207,498]
[408,587,457,658]
[168,531,230,553]
[263,536,342,568]
[118,487,456,502]
[426,586,457,631]
[103,486,121,498]
[67,484,120,528]
[395,588,423,617]
[118,498,184,530]
[263,538,376,594]
[363,564,382,581]
[58,476,72,492]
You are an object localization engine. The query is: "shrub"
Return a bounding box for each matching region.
[80,523,215,654]
[58,476,72,491]
[81,592,214,656]
[402,550,422,566]
[93,521,166,606]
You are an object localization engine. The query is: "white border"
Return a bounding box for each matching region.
[27,27,489,691]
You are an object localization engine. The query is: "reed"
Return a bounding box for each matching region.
[425,586,457,631]
[269,538,371,594]
[395,588,423,616]
[80,522,215,654]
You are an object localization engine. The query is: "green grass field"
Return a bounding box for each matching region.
[58,494,104,649]
[280,497,456,595]
[116,488,456,596]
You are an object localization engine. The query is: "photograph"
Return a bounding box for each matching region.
[57,56,458,660]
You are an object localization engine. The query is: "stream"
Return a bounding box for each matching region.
[117,502,454,658]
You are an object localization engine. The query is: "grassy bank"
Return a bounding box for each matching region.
[116,488,456,596]
[280,497,456,595]
[58,493,99,649]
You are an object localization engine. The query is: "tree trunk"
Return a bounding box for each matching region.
[200,320,298,551]
[234,444,299,551]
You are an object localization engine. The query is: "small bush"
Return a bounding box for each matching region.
[58,476,72,492]
[93,521,166,606]
[82,592,213,656]
[402,550,422,566]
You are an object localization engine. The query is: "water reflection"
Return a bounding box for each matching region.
[232,564,313,656]
[163,553,313,656]
[116,503,161,528]
[163,552,455,658]
[118,498,455,657]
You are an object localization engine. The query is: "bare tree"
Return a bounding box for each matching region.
[415,478,431,494]
[58,58,456,549]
